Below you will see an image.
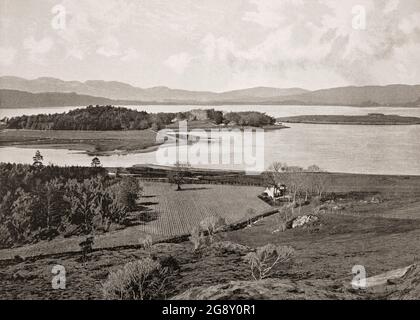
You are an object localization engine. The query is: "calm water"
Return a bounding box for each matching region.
[1,105,420,175]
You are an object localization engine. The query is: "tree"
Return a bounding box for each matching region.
[306,165,329,198]
[112,177,143,212]
[9,188,35,242]
[33,178,65,232]
[95,185,127,231]
[64,179,99,234]
[263,161,286,188]
[167,162,191,191]
[91,157,101,168]
[282,166,305,204]
[32,150,44,167]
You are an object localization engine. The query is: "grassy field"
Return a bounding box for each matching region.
[0,129,158,154]
[136,182,273,236]
[0,182,272,260]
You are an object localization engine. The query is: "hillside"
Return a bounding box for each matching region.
[270,85,420,106]
[0,89,116,108]
[0,76,306,103]
[1,77,420,106]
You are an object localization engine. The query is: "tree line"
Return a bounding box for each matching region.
[0,158,143,248]
[4,105,275,131]
[263,162,330,203]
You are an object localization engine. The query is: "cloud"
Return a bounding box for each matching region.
[53,0,140,60]
[96,37,121,57]
[23,37,54,63]
[120,48,139,62]
[0,46,16,66]
[383,0,400,14]
[164,52,193,74]
[1,0,419,90]
[193,0,420,88]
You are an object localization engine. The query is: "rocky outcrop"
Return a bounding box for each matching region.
[388,265,420,299]
[290,215,319,229]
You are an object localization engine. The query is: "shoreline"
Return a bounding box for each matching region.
[0,124,288,156]
[277,114,420,125]
[2,145,420,177]
[281,121,420,125]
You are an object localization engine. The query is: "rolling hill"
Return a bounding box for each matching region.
[0,89,116,108]
[269,85,420,106]
[1,76,419,107]
[0,76,307,103]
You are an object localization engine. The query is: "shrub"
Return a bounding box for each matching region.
[189,216,226,251]
[155,255,180,272]
[199,215,226,238]
[140,235,153,256]
[189,226,211,251]
[102,258,169,300]
[244,244,294,280]
[208,241,252,256]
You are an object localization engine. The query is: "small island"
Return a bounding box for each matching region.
[0,106,286,155]
[277,113,420,125]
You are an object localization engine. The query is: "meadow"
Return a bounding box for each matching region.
[136,182,273,236]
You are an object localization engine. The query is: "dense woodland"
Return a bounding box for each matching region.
[3,105,275,130]
[0,157,143,248]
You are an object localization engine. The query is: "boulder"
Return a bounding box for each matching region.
[286,215,319,229]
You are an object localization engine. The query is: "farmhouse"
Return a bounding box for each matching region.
[263,183,287,199]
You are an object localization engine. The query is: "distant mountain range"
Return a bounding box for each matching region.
[0,76,308,103]
[0,76,419,108]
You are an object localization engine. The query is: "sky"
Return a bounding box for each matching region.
[0,0,419,91]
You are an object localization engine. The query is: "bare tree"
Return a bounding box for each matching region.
[167,162,191,191]
[306,165,329,198]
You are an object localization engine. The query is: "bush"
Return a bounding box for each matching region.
[244,244,294,280]
[207,241,252,256]
[189,226,211,251]
[199,215,226,237]
[102,258,169,300]
[189,216,227,251]
[140,235,153,256]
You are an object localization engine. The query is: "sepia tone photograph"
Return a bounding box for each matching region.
[0,0,420,305]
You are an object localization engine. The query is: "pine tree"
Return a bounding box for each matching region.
[91,157,101,168]
[32,150,44,167]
